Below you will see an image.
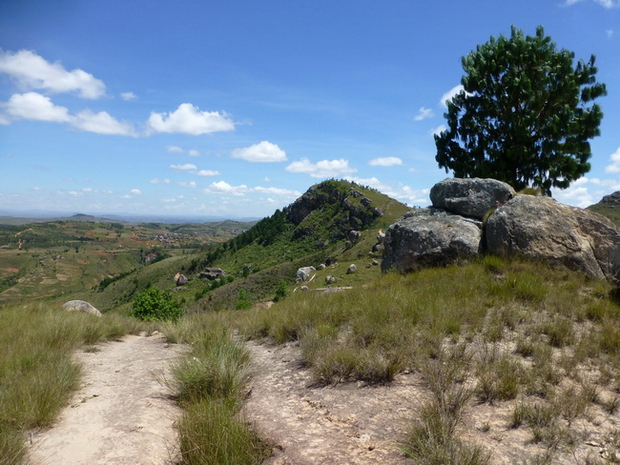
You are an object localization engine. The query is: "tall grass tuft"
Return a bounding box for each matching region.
[164,312,269,464]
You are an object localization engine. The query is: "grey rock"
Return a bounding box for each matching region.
[296,266,316,282]
[486,195,620,285]
[430,178,516,220]
[325,275,336,284]
[381,208,482,273]
[63,300,102,317]
[347,264,357,274]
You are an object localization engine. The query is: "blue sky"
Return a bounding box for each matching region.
[1,0,619,220]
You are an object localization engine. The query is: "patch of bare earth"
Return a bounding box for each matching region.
[244,341,620,465]
[243,341,418,465]
[27,333,187,465]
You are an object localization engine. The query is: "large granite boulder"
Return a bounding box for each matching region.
[430,178,516,220]
[486,195,620,285]
[381,208,483,273]
[63,300,102,317]
[296,266,316,282]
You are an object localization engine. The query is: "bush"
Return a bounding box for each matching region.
[131,287,183,322]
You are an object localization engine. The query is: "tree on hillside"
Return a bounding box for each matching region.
[435,26,606,195]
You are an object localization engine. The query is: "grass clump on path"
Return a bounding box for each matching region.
[163,313,269,465]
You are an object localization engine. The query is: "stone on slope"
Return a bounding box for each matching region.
[381,208,482,273]
[430,177,516,220]
[63,300,102,317]
[486,195,620,285]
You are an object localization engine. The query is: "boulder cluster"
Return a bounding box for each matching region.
[382,178,620,286]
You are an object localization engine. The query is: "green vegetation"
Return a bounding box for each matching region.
[163,315,269,465]
[435,26,606,194]
[237,257,620,462]
[131,286,184,322]
[0,303,145,464]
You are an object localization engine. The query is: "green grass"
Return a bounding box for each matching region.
[236,256,620,463]
[0,303,144,464]
[162,314,269,464]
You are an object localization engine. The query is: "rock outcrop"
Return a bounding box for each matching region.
[63,300,102,317]
[381,208,482,273]
[430,177,516,220]
[383,177,620,286]
[486,195,620,285]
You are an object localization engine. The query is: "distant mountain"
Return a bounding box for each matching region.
[0,211,261,226]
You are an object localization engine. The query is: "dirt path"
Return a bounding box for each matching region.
[243,341,419,465]
[27,333,187,465]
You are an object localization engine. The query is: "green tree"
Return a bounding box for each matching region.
[131,287,183,322]
[435,26,606,195]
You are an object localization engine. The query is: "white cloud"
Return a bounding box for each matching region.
[150,178,171,184]
[203,182,300,199]
[285,158,357,178]
[605,147,620,173]
[231,141,287,162]
[170,163,198,171]
[195,169,220,177]
[146,103,235,135]
[414,107,434,121]
[3,92,70,122]
[179,181,197,188]
[440,85,465,107]
[369,156,403,167]
[0,49,105,99]
[565,0,619,6]
[188,149,201,157]
[70,109,136,136]
[346,176,430,206]
[166,145,184,153]
[253,186,301,197]
[130,189,142,195]
[121,92,137,101]
[607,29,615,38]
[205,181,248,196]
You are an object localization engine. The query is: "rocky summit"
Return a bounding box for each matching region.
[383,178,620,286]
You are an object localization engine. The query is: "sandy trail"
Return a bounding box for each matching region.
[243,341,418,465]
[28,333,187,465]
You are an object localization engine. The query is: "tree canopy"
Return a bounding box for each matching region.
[435,26,606,195]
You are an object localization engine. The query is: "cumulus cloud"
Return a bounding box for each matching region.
[179,181,197,188]
[195,169,220,177]
[0,49,105,99]
[565,0,619,7]
[166,145,184,153]
[440,85,465,107]
[369,156,403,167]
[1,91,135,135]
[188,149,201,157]
[346,176,430,206]
[146,103,235,135]
[130,189,142,195]
[413,107,434,121]
[170,163,197,171]
[285,158,357,178]
[150,178,171,184]
[203,181,300,199]
[2,92,70,122]
[605,147,620,173]
[231,141,287,162]
[121,92,137,101]
[70,109,136,136]
[205,181,248,196]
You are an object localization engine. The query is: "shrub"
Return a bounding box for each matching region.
[131,287,183,322]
